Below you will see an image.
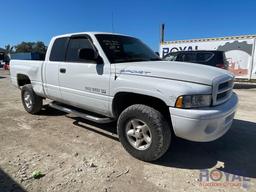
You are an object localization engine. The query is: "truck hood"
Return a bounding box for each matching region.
[115,61,234,85]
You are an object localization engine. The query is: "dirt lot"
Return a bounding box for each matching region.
[0,69,255,192]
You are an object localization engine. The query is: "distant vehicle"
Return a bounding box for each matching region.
[3,54,10,70]
[10,32,238,162]
[0,51,5,68]
[163,50,228,69]
[0,51,10,69]
[4,61,10,70]
[160,34,256,80]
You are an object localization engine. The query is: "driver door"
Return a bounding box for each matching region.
[58,36,111,116]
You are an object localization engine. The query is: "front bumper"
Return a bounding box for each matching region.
[169,93,238,142]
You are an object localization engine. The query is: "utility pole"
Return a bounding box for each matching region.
[160,24,165,43]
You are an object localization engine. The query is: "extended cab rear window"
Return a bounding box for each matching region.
[49,37,69,61]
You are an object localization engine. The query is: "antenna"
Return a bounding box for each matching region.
[112,12,115,33]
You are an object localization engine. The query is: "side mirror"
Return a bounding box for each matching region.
[79,48,97,61]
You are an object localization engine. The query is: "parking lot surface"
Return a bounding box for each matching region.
[0,69,255,192]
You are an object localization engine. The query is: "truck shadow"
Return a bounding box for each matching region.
[157,119,256,178]
[71,117,119,141]
[71,117,256,179]
[0,168,27,192]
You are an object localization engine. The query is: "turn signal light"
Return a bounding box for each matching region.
[175,96,183,108]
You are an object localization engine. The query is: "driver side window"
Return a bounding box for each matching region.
[66,38,94,63]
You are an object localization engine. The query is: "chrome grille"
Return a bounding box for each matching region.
[212,76,234,106]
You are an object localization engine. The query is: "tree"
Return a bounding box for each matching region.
[15,42,33,53]
[32,41,47,54]
[14,41,47,54]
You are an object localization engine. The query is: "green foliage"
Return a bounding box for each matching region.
[32,170,45,179]
[32,41,47,54]
[15,41,47,54]
[15,42,33,53]
[6,41,47,54]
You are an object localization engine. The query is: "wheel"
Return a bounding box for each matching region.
[21,84,42,114]
[117,104,171,162]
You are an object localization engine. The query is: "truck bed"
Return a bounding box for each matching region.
[10,60,45,96]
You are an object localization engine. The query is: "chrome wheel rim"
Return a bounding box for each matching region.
[125,119,152,150]
[24,92,32,109]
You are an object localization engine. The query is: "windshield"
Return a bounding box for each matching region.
[95,34,161,63]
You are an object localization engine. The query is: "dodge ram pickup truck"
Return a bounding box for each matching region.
[10,32,238,161]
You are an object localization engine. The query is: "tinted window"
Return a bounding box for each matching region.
[0,53,4,61]
[176,53,185,61]
[197,52,214,62]
[202,52,225,66]
[50,37,69,61]
[183,53,197,62]
[214,52,224,63]
[66,38,94,62]
[164,52,178,61]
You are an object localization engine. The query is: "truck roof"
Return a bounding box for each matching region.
[53,32,132,39]
[162,34,256,44]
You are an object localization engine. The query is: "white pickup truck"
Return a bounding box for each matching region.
[10,32,238,161]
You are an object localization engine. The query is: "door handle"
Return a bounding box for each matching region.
[60,68,66,73]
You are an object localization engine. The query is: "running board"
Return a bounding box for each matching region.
[49,102,113,124]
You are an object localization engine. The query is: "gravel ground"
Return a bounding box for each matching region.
[0,69,255,192]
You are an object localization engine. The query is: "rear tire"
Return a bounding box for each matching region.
[117,104,171,162]
[21,84,42,114]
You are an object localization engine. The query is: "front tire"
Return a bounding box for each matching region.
[21,84,42,114]
[117,104,171,162]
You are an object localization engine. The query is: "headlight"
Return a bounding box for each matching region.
[175,95,212,109]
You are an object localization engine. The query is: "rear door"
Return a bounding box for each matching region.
[58,36,111,115]
[43,37,69,101]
